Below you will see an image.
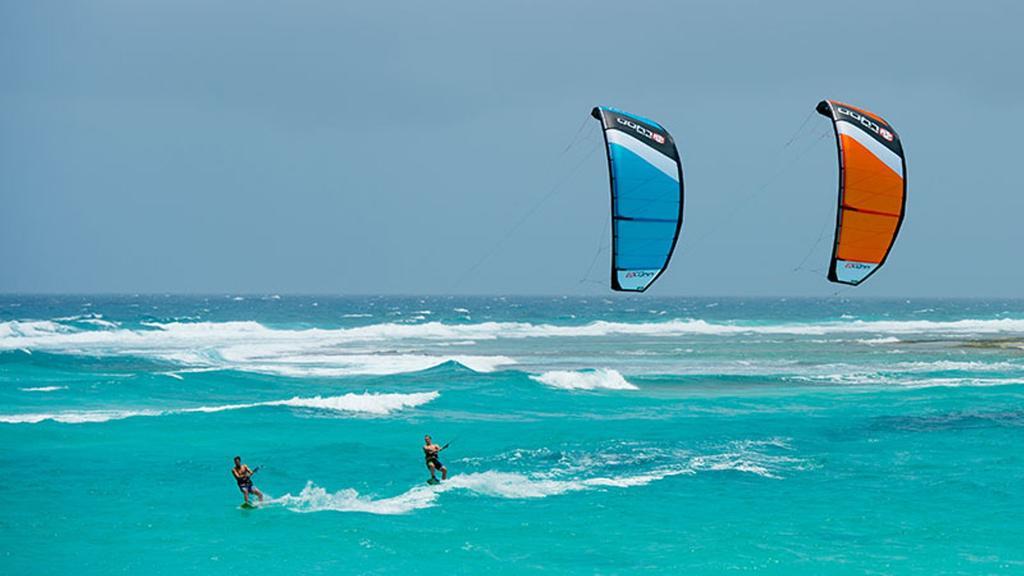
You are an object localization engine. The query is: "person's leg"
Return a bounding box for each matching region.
[241,487,250,504]
[427,461,437,479]
[253,486,264,502]
[441,465,448,480]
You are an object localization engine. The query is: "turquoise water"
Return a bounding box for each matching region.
[2,296,1023,574]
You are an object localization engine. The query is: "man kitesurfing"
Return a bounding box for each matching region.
[423,434,449,485]
[232,456,264,506]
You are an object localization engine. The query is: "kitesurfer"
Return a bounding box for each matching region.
[423,434,448,483]
[232,456,264,504]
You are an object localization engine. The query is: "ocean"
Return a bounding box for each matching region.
[1,295,1023,574]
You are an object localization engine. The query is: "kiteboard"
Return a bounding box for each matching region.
[426,478,440,486]
[240,502,258,509]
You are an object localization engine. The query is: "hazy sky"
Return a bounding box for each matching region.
[2,0,1021,296]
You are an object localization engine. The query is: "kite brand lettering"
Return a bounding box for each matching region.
[616,117,666,144]
[624,270,656,279]
[837,106,894,142]
[844,262,872,269]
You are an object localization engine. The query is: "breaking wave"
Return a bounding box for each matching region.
[18,386,68,392]
[3,315,1023,383]
[6,317,1024,352]
[0,318,517,377]
[0,391,439,424]
[530,368,638,390]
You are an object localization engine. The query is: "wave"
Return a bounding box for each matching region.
[789,372,1024,389]
[4,315,1024,381]
[18,386,67,392]
[225,354,517,378]
[0,319,517,377]
[7,316,1024,351]
[271,469,691,515]
[53,314,119,328]
[0,320,73,339]
[797,360,1024,381]
[158,367,223,380]
[521,359,1024,385]
[897,377,1024,390]
[529,368,638,390]
[0,391,439,424]
[892,360,1022,372]
[857,337,901,344]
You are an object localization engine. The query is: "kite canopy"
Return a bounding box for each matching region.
[591,107,684,292]
[817,100,907,286]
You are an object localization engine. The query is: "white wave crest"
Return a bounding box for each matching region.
[857,337,901,344]
[53,314,119,328]
[0,320,72,339]
[5,315,1024,380]
[0,319,516,377]
[530,368,638,390]
[18,386,67,392]
[0,391,439,425]
[894,360,1022,372]
[7,316,1024,350]
[898,377,1024,390]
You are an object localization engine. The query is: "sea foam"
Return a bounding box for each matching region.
[7,316,1024,351]
[4,315,1024,381]
[0,319,516,377]
[529,368,638,390]
[0,391,439,424]
[271,469,691,515]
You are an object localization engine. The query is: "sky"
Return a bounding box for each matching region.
[1,0,1022,296]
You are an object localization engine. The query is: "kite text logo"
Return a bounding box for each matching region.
[624,270,656,279]
[616,117,666,144]
[837,106,894,142]
[844,262,871,269]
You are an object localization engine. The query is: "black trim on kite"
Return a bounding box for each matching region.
[593,107,624,291]
[616,216,678,223]
[819,100,846,284]
[841,205,901,218]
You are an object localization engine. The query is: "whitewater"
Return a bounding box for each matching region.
[2,295,1023,575]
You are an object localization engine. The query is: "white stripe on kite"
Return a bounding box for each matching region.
[836,122,904,177]
[605,130,679,182]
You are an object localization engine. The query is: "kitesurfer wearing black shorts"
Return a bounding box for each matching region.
[423,435,448,482]
[232,456,264,504]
